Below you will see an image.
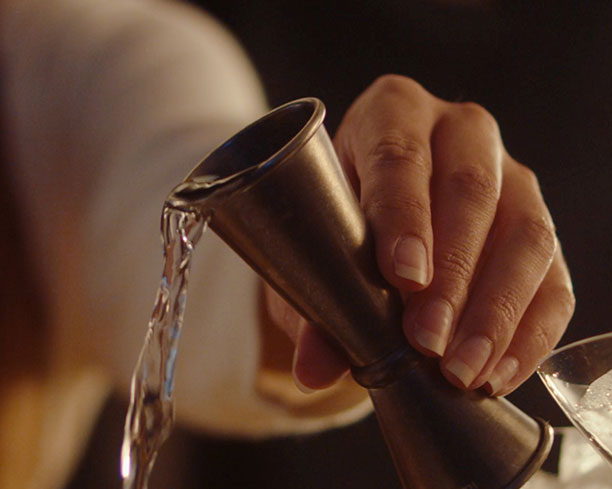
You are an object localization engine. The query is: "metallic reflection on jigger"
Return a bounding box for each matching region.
[167,98,553,489]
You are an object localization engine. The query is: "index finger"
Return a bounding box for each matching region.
[333,76,442,292]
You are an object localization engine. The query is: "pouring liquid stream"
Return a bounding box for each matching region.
[120,204,208,489]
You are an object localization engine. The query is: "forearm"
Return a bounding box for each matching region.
[2,0,371,439]
[2,0,267,423]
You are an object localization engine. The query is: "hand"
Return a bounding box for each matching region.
[264,75,575,396]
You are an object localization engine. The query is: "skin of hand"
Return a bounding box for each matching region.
[264,75,575,397]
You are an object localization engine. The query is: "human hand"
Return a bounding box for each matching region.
[264,75,574,396]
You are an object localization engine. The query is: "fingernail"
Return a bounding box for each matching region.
[291,347,315,394]
[485,356,519,396]
[413,299,453,356]
[445,335,493,388]
[394,236,428,285]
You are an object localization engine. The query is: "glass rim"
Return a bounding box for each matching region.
[540,331,612,366]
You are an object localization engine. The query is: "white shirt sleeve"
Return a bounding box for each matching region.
[2,0,372,445]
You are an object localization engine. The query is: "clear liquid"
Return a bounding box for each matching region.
[539,368,612,465]
[120,204,207,489]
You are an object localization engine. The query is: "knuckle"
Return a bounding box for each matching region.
[562,288,577,319]
[436,244,475,284]
[550,283,577,320]
[448,166,500,206]
[368,132,430,177]
[518,214,557,262]
[513,161,541,190]
[529,321,556,358]
[488,287,523,328]
[371,74,425,97]
[523,285,575,360]
[456,101,500,136]
[365,190,430,223]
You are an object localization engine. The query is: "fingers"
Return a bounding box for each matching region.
[292,323,351,391]
[439,160,560,390]
[486,246,575,396]
[263,285,349,391]
[265,75,573,397]
[334,76,440,292]
[403,102,504,357]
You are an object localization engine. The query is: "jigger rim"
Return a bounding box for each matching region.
[167,97,326,210]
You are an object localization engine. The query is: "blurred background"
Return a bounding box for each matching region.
[66,1,612,487]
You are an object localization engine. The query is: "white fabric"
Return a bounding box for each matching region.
[1,0,372,447]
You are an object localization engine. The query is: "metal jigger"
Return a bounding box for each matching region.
[167,98,553,489]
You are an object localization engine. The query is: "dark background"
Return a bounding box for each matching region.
[69,1,612,487]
